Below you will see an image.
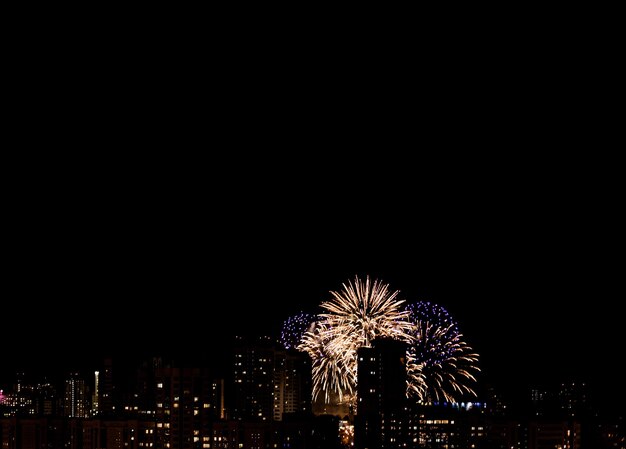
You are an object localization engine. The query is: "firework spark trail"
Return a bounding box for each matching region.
[405,301,480,403]
[301,275,413,403]
[294,279,480,406]
[280,312,318,350]
[298,321,356,403]
[320,275,413,348]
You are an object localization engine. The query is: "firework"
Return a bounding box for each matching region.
[321,275,413,347]
[298,321,356,404]
[280,312,318,350]
[405,301,480,403]
[302,275,413,403]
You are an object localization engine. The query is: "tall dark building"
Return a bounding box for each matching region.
[154,367,213,449]
[559,381,588,419]
[232,336,276,422]
[32,382,58,417]
[134,356,163,416]
[273,349,312,421]
[231,336,312,422]
[354,338,409,449]
[100,358,115,416]
[210,378,225,420]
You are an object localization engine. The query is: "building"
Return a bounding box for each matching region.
[407,402,486,449]
[528,420,581,449]
[100,358,116,416]
[232,336,312,423]
[559,381,588,419]
[210,415,343,449]
[354,338,409,449]
[210,378,225,420]
[64,373,89,418]
[232,336,276,422]
[80,418,156,449]
[92,371,100,416]
[272,349,312,421]
[0,417,67,449]
[154,367,213,449]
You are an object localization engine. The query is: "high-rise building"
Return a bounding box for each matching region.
[529,381,590,420]
[559,381,588,418]
[210,378,225,420]
[100,358,115,415]
[272,349,312,421]
[154,367,213,449]
[354,338,409,449]
[232,336,312,422]
[32,382,57,416]
[63,373,88,418]
[232,336,276,422]
[92,371,100,416]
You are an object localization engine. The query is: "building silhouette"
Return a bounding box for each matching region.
[272,348,312,421]
[354,338,409,449]
[0,335,620,448]
[210,378,225,420]
[232,335,312,422]
[528,420,581,449]
[154,367,213,449]
[100,358,115,415]
[232,336,276,421]
[559,381,588,419]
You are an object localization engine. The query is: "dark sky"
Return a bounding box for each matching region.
[2,22,623,411]
[4,167,623,413]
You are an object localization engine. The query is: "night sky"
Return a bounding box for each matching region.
[3,21,623,412]
[4,169,623,413]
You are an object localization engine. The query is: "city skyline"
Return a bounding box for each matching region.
[4,175,624,417]
[3,257,623,415]
[3,11,622,447]
[1,319,621,448]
